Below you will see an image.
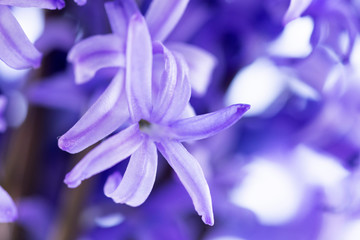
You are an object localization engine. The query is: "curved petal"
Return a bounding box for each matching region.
[0,0,65,9]
[104,172,122,197]
[105,139,157,207]
[160,53,191,123]
[58,70,129,154]
[167,42,217,96]
[170,104,250,141]
[105,0,140,38]
[64,124,143,188]
[126,14,153,121]
[68,34,125,84]
[283,0,313,25]
[0,6,42,69]
[0,186,17,223]
[157,140,213,225]
[151,43,178,122]
[145,0,189,42]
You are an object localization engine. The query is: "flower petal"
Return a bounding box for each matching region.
[151,42,178,121]
[64,124,143,188]
[58,70,129,154]
[104,172,122,197]
[68,34,125,84]
[160,53,191,123]
[170,104,250,141]
[0,0,65,9]
[145,0,189,42]
[104,0,140,38]
[167,42,217,96]
[157,140,214,225]
[0,6,42,69]
[0,186,17,223]
[105,139,157,207]
[126,14,153,121]
[283,0,313,25]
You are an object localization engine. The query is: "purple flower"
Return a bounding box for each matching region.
[59,14,249,225]
[56,0,217,155]
[0,186,17,222]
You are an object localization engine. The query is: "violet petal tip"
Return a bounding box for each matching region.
[64,174,81,188]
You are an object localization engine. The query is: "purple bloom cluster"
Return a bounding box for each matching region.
[1,0,360,239]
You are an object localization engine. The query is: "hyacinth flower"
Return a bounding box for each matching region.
[58,0,217,155]
[59,14,249,225]
[0,0,87,70]
[0,186,17,222]
[69,0,216,96]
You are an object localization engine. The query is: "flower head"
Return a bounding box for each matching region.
[59,14,249,225]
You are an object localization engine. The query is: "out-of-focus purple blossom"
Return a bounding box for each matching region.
[16,198,52,240]
[282,0,357,62]
[0,186,17,222]
[78,181,205,240]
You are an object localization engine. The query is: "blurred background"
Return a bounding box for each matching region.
[1,0,360,239]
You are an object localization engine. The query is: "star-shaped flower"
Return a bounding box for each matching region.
[57,0,218,155]
[59,14,249,225]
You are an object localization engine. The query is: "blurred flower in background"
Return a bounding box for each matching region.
[1,0,360,239]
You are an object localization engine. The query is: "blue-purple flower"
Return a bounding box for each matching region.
[58,13,249,225]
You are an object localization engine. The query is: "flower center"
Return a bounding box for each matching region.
[138,119,173,141]
[138,119,151,129]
